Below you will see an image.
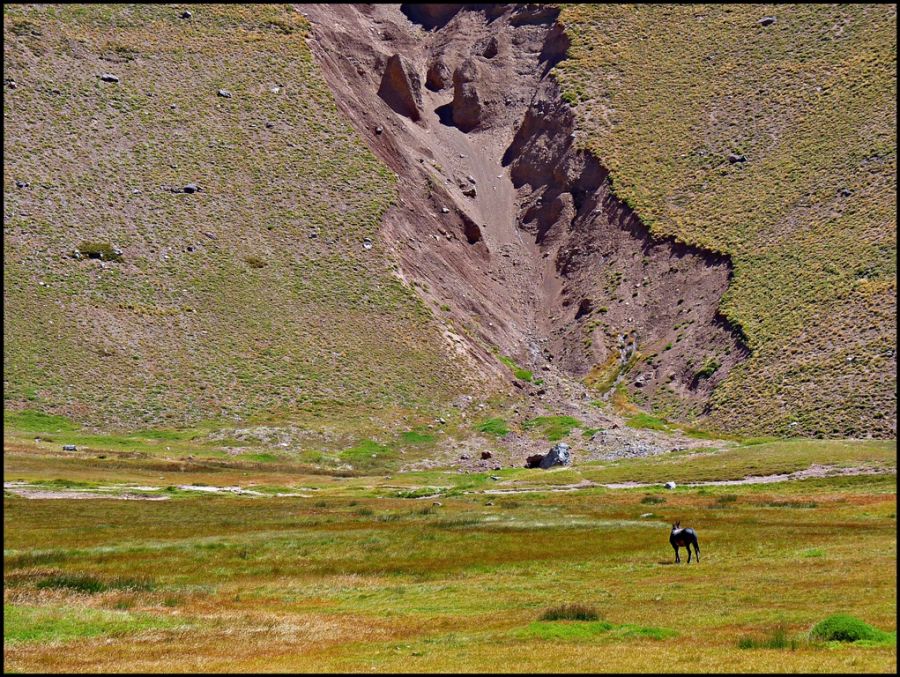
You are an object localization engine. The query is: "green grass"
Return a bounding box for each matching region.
[522,415,583,441]
[4,603,183,644]
[498,355,534,382]
[810,614,896,646]
[557,4,896,438]
[476,418,510,437]
[2,437,896,672]
[626,413,670,431]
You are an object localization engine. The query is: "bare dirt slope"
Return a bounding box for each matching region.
[302,3,747,426]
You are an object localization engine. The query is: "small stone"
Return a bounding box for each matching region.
[265,121,275,129]
[641,513,653,518]
[486,501,494,506]
[728,153,747,163]
[181,10,192,19]
[490,475,501,481]
[839,188,852,197]
[459,154,466,158]
[664,481,677,489]
[183,183,199,193]
[8,80,17,89]
[217,89,232,98]
[480,451,492,460]
[460,453,470,460]
[63,444,77,451]
[432,501,442,507]
[466,175,476,184]
[440,207,450,214]
[462,186,476,198]
[758,16,776,26]
[99,73,119,83]
[375,126,383,135]
[438,417,446,424]
[308,231,318,239]
[15,180,28,188]
[362,237,373,250]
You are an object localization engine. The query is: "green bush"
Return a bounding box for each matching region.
[539,603,599,622]
[477,418,509,436]
[810,614,893,644]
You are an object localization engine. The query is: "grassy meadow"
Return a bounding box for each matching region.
[4,433,895,672]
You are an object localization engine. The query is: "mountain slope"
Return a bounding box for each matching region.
[3,4,475,429]
[555,3,896,436]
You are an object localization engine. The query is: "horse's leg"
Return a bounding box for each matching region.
[694,541,700,563]
[673,545,680,563]
[687,545,692,563]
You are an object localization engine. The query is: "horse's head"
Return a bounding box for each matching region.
[672,521,680,531]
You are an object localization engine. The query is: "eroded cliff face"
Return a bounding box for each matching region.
[301,3,747,420]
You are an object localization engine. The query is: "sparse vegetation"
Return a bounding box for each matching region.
[557,4,896,437]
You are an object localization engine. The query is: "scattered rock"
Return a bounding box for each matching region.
[486,501,494,506]
[664,481,677,489]
[308,231,318,239]
[839,188,852,197]
[99,73,120,83]
[466,175,476,184]
[440,207,450,214]
[7,80,17,89]
[539,442,571,469]
[362,237,373,250]
[63,444,77,451]
[490,475,501,481]
[15,180,29,188]
[180,10,192,19]
[377,53,423,121]
[728,153,747,164]
[483,36,499,59]
[217,89,232,98]
[524,453,544,468]
[375,125,384,135]
[451,59,482,131]
[459,453,470,460]
[182,183,200,194]
[640,512,654,518]
[757,16,777,26]
[437,417,446,424]
[432,501,442,507]
[481,451,492,460]
[265,121,275,129]
[426,59,452,91]
[462,185,476,198]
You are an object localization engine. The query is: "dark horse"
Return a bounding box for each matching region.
[670,522,700,563]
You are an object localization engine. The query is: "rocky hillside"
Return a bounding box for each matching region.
[4,3,895,440]
[3,4,477,429]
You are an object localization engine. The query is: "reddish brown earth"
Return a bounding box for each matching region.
[300,4,748,426]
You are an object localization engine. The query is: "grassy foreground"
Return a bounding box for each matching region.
[4,437,895,672]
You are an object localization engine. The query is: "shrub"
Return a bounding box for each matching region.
[738,623,797,650]
[539,603,600,622]
[810,614,892,643]
[695,358,721,380]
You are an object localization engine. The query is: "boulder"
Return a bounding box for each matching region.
[758,16,777,26]
[664,481,677,489]
[426,59,452,91]
[377,53,423,121]
[63,444,77,451]
[217,89,232,98]
[539,442,571,469]
[728,153,747,164]
[451,59,483,131]
[480,451,492,460]
[99,73,120,83]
